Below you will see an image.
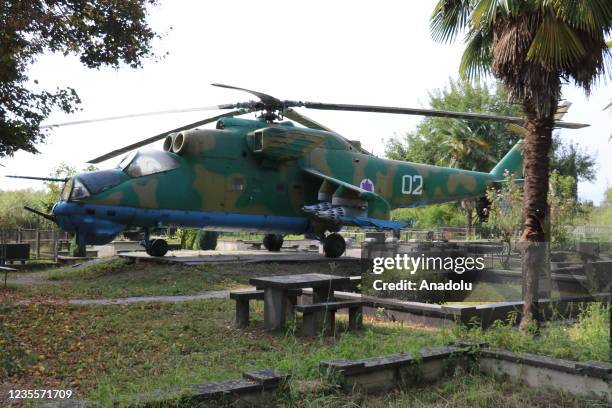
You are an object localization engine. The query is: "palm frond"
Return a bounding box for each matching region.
[431,0,472,43]
[527,11,586,68]
[460,29,493,79]
[470,0,516,27]
[552,0,612,34]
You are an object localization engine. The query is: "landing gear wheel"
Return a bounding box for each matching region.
[263,234,284,252]
[146,238,168,257]
[323,233,346,258]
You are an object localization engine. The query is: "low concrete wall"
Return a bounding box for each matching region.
[321,343,611,403]
[302,289,610,329]
[480,349,612,403]
[321,346,460,394]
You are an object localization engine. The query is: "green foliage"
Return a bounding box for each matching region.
[20,258,358,299]
[1,0,160,157]
[431,0,611,113]
[176,228,198,250]
[456,303,610,362]
[485,175,523,266]
[68,236,86,257]
[0,162,102,229]
[48,258,133,281]
[194,230,218,250]
[385,79,596,185]
[486,171,587,251]
[391,203,465,229]
[385,78,521,171]
[44,162,98,211]
[603,187,612,208]
[550,135,597,198]
[548,171,586,248]
[2,295,607,405]
[0,189,55,229]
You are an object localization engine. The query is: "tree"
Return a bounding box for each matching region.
[385,79,522,171]
[550,136,597,198]
[487,171,582,266]
[486,173,523,268]
[0,189,54,229]
[386,80,597,183]
[385,78,596,234]
[43,162,97,210]
[0,0,159,158]
[604,187,612,208]
[431,0,611,332]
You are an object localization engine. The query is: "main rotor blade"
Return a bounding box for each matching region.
[211,83,282,107]
[87,109,250,164]
[283,108,338,133]
[40,104,237,129]
[7,175,69,182]
[301,102,589,129]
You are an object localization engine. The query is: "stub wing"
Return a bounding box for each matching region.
[302,168,405,230]
[301,168,379,201]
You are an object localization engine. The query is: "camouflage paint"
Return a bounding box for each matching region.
[58,117,522,240]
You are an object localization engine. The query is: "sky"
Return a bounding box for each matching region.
[3,0,611,204]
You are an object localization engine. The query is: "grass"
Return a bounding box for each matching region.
[7,257,358,299]
[285,370,609,407]
[1,298,609,407]
[454,302,610,362]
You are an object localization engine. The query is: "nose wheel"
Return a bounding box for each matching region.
[323,233,346,258]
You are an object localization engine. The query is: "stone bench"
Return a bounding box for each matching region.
[124,368,290,407]
[296,300,365,336]
[230,289,302,327]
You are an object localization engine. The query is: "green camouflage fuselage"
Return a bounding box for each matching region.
[54,117,522,242]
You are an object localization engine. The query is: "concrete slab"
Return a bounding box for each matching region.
[119,249,360,265]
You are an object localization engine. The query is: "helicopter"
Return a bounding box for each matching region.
[10,84,587,258]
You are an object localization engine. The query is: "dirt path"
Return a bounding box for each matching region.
[5,287,256,306]
[2,270,57,285]
[67,289,242,305]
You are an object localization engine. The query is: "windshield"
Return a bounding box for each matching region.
[122,150,179,178]
[60,178,74,201]
[117,151,137,170]
[78,170,123,195]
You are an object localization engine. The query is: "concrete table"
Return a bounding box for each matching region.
[250,273,351,331]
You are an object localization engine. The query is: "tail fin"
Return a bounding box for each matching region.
[490,141,523,179]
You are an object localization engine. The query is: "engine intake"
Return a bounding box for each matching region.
[172,129,224,156]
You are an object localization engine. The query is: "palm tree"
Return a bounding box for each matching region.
[431,0,611,331]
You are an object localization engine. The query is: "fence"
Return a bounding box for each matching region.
[0,229,70,263]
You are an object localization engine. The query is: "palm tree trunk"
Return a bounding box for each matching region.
[519,105,554,332]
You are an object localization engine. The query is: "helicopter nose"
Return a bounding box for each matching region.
[52,201,77,232]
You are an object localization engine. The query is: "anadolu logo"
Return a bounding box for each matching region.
[359,178,374,192]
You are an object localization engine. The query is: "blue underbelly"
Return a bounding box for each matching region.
[53,202,309,245]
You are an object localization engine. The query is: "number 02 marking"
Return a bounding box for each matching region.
[402,175,423,195]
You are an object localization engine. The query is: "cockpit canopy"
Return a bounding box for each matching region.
[118,150,180,178]
[60,170,122,201]
[60,150,180,201]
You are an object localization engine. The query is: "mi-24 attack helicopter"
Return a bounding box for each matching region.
[11,84,587,258]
